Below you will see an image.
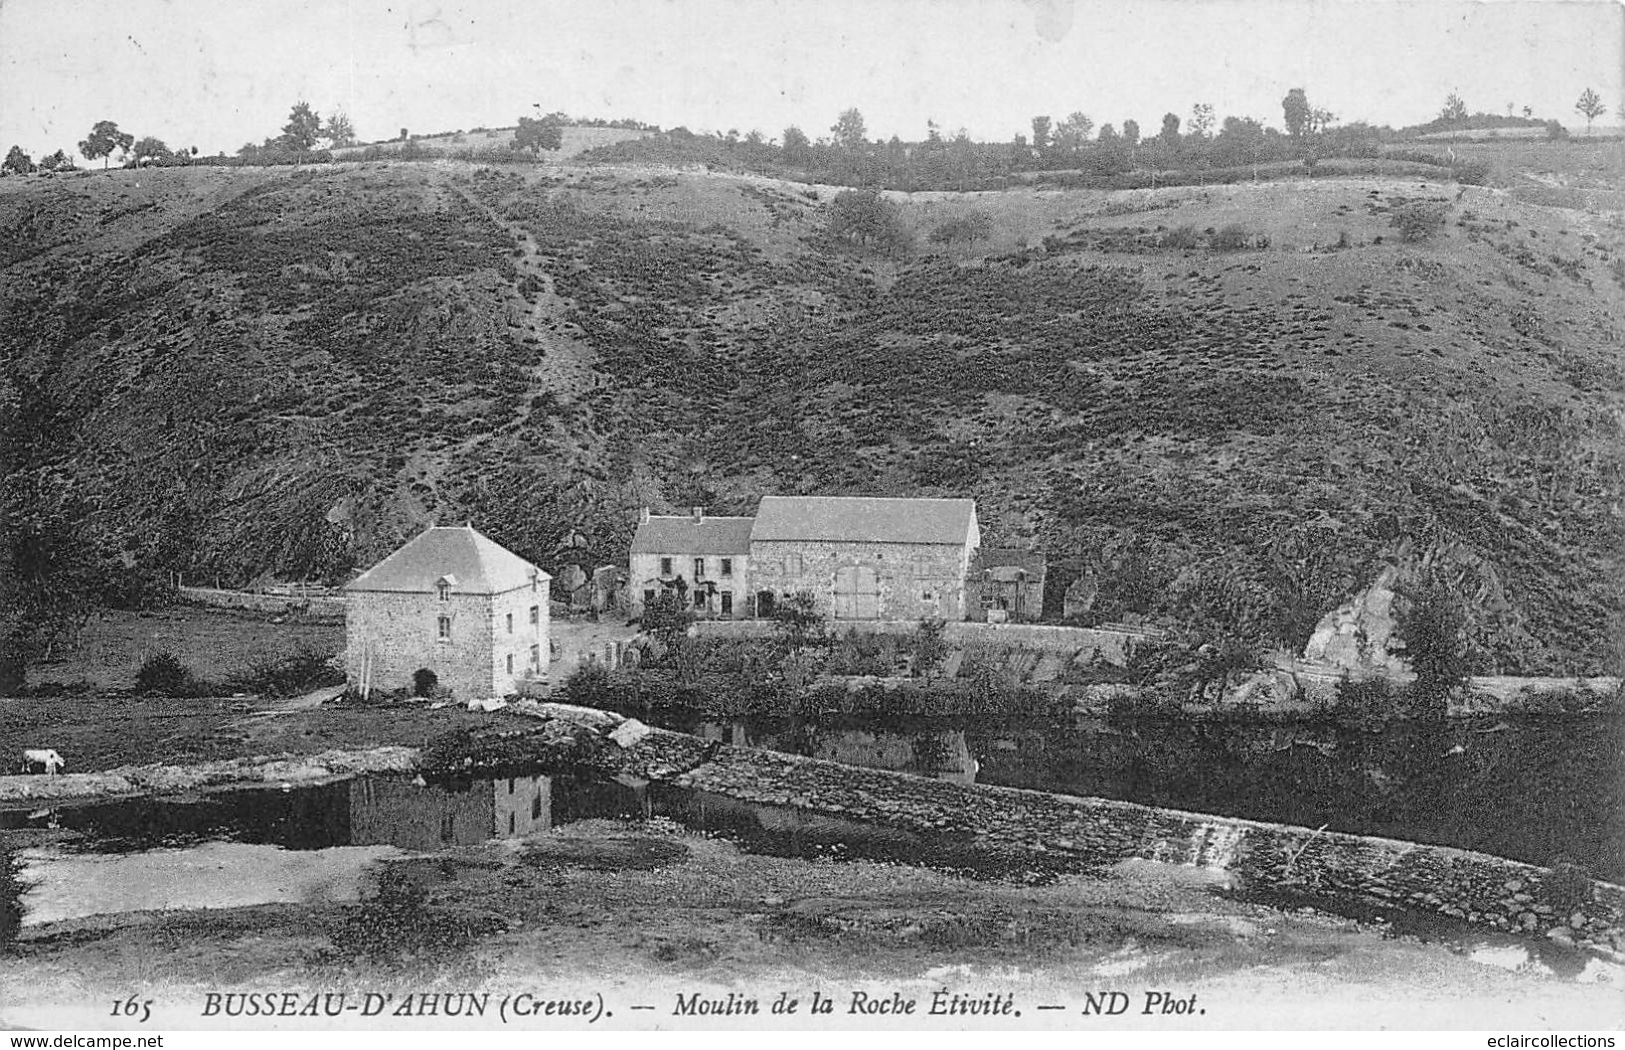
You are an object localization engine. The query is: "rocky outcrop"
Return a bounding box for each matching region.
[1302,565,1407,675]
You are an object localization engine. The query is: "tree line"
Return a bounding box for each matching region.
[5,85,1613,180]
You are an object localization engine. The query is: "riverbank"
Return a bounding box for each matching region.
[2,813,1620,1031]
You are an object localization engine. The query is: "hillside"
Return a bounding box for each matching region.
[2,156,1623,674]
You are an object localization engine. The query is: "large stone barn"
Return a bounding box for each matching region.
[747,496,980,621]
[344,525,551,701]
[629,507,753,618]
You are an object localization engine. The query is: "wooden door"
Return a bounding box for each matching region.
[833,564,880,620]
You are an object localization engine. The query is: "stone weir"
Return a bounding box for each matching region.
[2,703,1621,955]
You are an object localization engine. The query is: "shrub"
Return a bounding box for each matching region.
[227,648,342,699]
[1390,201,1450,243]
[1211,224,1254,251]
[1161,224,1199,249]
[560,662,615,709]
[134,650,202,696]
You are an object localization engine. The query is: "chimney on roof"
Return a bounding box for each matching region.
[639,507,650,524]
[691,506,703,523]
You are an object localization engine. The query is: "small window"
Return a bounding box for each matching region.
[694,557,705,579]
[529,605,539,624]
[784,554,803,574]
[508,778,515,794]
[660,557,673,575]
[721,558,733,577]
[643,588,656,604]
[720,593,733,615]
[437,615,451,640]
[693,590,706,608]
[923,591,934,601]
[506,653,514,674]
[506,612,513,634]
[529,644,540,666]
[508,812,516,834]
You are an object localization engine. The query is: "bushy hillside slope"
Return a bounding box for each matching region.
[2,160,1622,673]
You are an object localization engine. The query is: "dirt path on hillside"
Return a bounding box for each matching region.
[450,181,600,399]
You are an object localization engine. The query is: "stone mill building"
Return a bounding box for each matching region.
[344,525,552,701]
[748,496,981,621]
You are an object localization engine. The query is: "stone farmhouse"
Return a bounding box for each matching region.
[344,525,551,701]
[748,496,982,621]
[629,507,754,618]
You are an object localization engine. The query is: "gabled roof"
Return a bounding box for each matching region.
[344,525,550,595]
[630,515,754,555]
[973,548,1048,577]
[751,496,977,545]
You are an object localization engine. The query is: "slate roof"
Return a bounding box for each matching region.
[973,548,1048,578]
[344,525,549,595]
[630,515,755,555]
[750,496,977,545]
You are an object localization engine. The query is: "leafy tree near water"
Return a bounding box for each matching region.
[1392,579,1473,719]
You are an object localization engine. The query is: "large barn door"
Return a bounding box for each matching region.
[833,564,880,620]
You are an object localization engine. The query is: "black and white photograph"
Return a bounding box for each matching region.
[0,0,1622,1037]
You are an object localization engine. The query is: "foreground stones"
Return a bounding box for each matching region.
[3,702,1621,955]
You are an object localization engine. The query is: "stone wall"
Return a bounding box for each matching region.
[179,586,345,618]
[749,539,974,621]
[693,617,1162,664]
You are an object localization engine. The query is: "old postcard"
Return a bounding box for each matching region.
[0,0,1621,1039]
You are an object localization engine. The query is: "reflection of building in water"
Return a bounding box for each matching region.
[348,776,551,849]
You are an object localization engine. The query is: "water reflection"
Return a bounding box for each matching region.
[0,775,553,852]
[679,713,1622,882]
[1,775,553,927]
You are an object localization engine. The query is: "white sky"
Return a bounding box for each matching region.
[0,0,1620,156]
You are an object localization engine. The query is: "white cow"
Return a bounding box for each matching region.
[21,749,64,775]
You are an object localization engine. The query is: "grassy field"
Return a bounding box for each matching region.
[26,607,343,693]
[3,145,1622,676]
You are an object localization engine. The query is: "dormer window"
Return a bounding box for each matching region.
[436,573,457,601]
